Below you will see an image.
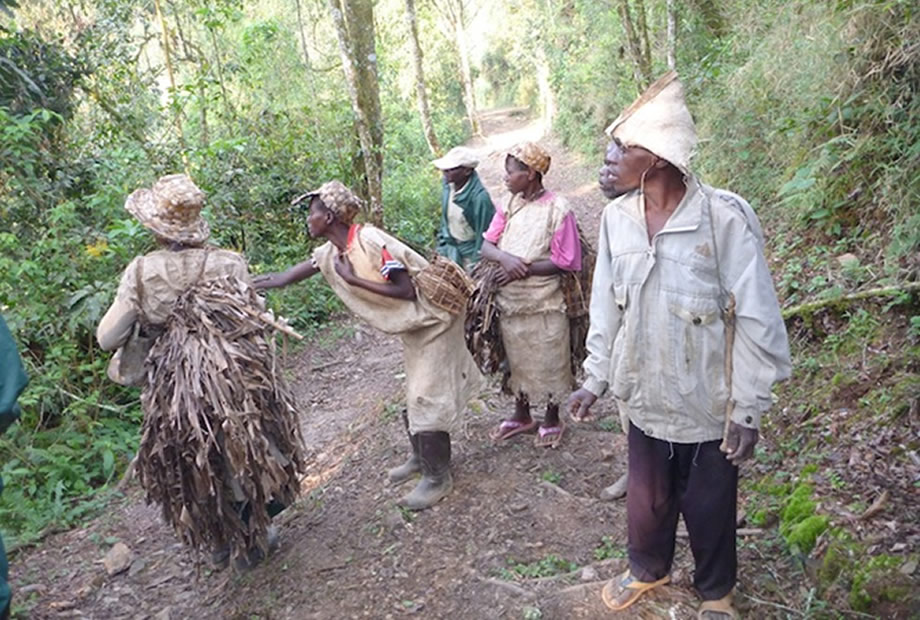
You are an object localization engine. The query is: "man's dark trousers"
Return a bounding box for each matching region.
[626,421,738,600]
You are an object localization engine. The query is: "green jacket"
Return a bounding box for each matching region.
[0,315,26,437]
[0,314,26,613]
[436,171,495,266]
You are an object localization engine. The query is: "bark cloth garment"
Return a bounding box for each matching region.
[312,225,482,435]
[96,248,304,558]
[482,191,582,405]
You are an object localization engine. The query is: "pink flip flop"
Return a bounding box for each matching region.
[534,423,565,448]
[491,419,538,441]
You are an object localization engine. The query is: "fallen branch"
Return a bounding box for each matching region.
[676,527,765,538]
[782,282,920,320]
[539,480,594,502]
[478,576,536,600]
[858,489,889,521]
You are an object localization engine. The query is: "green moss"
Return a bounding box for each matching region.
[784,515,829,555]
[849,554,914,612]
[751,508,770,527]
[800,464,818,476]
[781,484,816,528]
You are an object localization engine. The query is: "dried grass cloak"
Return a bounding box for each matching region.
[136,276,305,561]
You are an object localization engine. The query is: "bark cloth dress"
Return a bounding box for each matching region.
[312,224,483,434]
[483,191,582,405]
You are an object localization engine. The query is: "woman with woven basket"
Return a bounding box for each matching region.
[254,181,482,511]
[479,142,583,448]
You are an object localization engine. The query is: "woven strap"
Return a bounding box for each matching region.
[135,257,150,332]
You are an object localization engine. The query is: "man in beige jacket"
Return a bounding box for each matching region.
[568,72,791,618]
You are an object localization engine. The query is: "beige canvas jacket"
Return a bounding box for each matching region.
[97,248,251,352]
[582,178,791,443]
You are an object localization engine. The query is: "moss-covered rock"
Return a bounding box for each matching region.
[849,554,917,613]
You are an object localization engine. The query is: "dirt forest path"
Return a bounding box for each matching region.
[16,110,759,619]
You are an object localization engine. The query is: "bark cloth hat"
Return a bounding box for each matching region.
[431,146,480,170]
[605,70,697,176]
[507,142,551,175]
[291,180,363,226]
[124,174,210,245]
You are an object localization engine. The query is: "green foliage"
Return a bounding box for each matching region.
[778,482,829,555]
[593,535,626,561]
[849,554,914,611]
[500,554,577,580]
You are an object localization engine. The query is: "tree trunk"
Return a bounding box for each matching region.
[535,45,554,131]
[617,0,653,91]
[404,0,440,156]
[294,0,316,88]
[454,1,480,135]
[153,0,189,171]
[666,0,676,70]
[328,0,384,225]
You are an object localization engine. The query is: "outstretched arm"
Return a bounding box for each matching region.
[253,258,320,290]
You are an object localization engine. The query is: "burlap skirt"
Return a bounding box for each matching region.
[403,313,483,434]
[500,310,573,405]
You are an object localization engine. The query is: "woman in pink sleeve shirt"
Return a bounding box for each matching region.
[480,142,582,448]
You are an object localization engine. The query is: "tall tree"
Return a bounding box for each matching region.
[328,0,384,224]
[404,0,440,156]
[666,0,676,70]
[617,0,653,91]
[433,0,480,135]
[294,0,316,89]
[153,0,189,170]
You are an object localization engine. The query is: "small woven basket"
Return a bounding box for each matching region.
[415,255,474,315]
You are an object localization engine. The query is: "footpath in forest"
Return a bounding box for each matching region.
[15,110,810,619]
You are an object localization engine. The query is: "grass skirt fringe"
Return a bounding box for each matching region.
[137,276,305,563]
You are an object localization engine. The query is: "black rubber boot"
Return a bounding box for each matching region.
[388,433,420,484]
[388,411,421,484]
[398,431,453,511]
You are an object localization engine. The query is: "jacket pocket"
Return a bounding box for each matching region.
[668,302,719,396]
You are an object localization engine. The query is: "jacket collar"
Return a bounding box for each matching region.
[613,175,702,234]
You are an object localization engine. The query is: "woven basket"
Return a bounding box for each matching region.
[415,255,474,315]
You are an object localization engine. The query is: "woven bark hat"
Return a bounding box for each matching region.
[292,180,363,226]
[124,174,210,245]
[432,146,480,170]
[605,71,697,176]
[507,142,551,175]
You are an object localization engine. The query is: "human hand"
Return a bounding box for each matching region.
[334,253,356,282]
[252,273,275,290]
[498,253,529,283]
[721,422,758,465]
[567,388,598,422]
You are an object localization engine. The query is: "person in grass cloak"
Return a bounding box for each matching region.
[566,72,791,618]
[254,181,482,511]
[432,146,495,268]
[97,174,304,571]
[479,142,582,448]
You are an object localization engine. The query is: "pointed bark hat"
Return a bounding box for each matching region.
[605,71,697,176]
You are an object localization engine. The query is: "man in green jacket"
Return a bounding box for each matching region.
[0,314,28,619]
[433,146,495,268]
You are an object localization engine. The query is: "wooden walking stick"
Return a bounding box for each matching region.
[718,292,737,453]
